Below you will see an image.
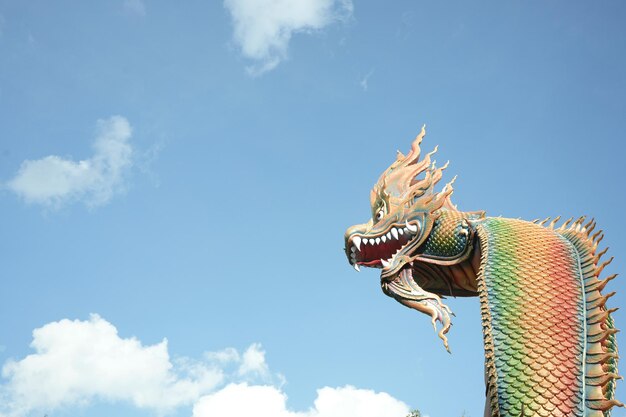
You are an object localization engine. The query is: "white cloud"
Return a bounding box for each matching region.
[224,0,353,75]
[238,343,270,377]
[308,386,409,417]
[6,116,133,208]
[0,314,222,416]
[0,315,411,417]
[193,384,293,417]
[123,0,146,17]
[193,384,410,417]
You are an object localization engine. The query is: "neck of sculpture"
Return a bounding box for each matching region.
[408,209,484,297]
[409,240,481,297]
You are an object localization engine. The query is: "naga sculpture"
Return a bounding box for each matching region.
[344,127,621,416]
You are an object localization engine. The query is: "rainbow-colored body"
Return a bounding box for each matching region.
[344,127,621,416]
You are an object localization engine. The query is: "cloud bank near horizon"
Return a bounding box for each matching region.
[0,315,410,417]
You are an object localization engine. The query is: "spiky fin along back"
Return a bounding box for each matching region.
[555,217,623,416]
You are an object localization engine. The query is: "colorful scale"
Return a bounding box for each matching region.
[477,218,585,416]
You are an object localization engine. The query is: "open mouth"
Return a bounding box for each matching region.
[347,222,418,271]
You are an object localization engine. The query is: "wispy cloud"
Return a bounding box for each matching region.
[359,69,374,91]
[0,315,410,417]
[123,0,146,17]
[6,116,133,208]
[237,343,271,379]
[224,0,353,75]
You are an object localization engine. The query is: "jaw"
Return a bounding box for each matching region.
[345,220,420,273]
[382,268,454,352]
[346,221,457,351]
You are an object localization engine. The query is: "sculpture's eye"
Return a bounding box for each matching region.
[373,199,388,222]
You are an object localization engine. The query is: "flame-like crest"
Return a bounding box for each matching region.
[370,125,457,218]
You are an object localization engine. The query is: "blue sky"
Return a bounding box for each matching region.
[1,1,625,416]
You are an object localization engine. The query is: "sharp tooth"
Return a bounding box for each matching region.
[381,235,387,243]
[386,232,392,240]
[354,264,361,272]
[406,221,417,233]
[381,259,390,267]
[391,228,399,239]
[351,246,356,252]
[375,237,381,245]
[398,228,404,235]
[353,236,361,251]
[363,238,369,246]
[369,238,376,245]
[402,227,408,234]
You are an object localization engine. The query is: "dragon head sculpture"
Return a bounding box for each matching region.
[344,126,623,414]
[344,126,482,351]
